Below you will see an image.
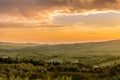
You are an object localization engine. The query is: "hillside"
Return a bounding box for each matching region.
[0,40,120,65]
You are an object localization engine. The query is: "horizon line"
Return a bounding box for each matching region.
[0,39,120,45]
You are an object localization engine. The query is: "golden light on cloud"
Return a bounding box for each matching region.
[1,0,120,44]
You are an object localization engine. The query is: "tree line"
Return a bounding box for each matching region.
[0,57,119,80]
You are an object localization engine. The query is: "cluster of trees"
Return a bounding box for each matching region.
[0,63,47,80]
[0,57,120,80]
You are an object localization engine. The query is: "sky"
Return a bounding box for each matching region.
[1,0,120,44]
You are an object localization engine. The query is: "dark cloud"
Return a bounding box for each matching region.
[0,0,120,16]
[0,0,120,20]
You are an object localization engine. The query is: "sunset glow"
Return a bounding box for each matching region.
[1,0,120,44]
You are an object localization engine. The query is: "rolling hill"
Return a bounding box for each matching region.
[0,40,120,65]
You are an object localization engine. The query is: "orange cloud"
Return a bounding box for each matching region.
[0,0,120,23]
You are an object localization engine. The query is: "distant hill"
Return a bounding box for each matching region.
[0,40,120,65]
[1,40,120,55]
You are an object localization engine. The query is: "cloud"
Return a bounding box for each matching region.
[0,0,120,18]
[1,11,120,29]
[0,0,120,22]
[52,11,120,27]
